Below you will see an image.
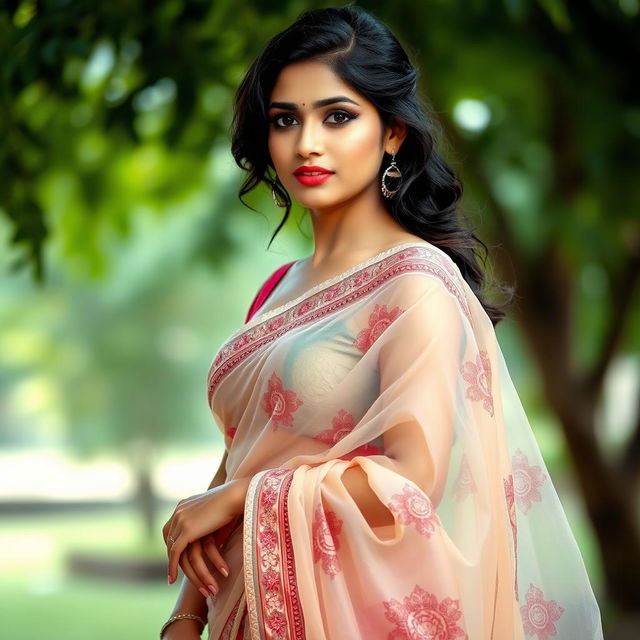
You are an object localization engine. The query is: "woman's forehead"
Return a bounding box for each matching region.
[269,61,363,106]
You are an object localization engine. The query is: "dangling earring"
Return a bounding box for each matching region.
[381,150,403,199]
[272,183,288,208]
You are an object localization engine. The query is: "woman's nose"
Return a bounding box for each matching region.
[296,120,324,157]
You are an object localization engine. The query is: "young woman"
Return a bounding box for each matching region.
[160,6,603,639]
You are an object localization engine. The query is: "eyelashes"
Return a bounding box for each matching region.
[268,110,358,129]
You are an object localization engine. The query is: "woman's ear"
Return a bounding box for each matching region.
[384,117,408,154]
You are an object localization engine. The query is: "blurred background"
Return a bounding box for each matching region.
[1,0,639,638]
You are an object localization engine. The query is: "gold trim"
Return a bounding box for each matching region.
[243,470,270,640]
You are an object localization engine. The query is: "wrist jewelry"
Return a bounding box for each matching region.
[160,613,206,639]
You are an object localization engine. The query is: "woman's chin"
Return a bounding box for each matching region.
[291,190,352,211]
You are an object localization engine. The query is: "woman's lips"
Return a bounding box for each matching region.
[294,171,334,186]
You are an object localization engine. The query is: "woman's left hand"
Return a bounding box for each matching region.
[162,478,247,586]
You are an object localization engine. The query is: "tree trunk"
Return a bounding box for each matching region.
[135,463,157,541]
[127,438,158,541]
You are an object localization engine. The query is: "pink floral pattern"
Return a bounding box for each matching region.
[261,371,303,429]
[313,408,383,459]
[321,284,342,301]
[314,409,356,444]
[512,448,546,514]
[354,303,404,353]
[520,584,565,639]
[453,454,476,501]
[460,350,494,416]
[383,584,468,639]
[504,473,519,600]
[296,299,313,316]
[388,483,440,538]
[249,468,304,639]
[312,503,343,578]
[266,315,286,332]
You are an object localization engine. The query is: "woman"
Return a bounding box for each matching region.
[160,6,603,639]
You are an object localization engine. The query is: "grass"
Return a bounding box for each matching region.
[1,506,192,640]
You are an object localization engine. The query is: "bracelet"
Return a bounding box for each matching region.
[160,613,207,639]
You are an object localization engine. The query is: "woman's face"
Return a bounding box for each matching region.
[267,60,394,212]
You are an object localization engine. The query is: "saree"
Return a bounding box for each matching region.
[203,240,603,639]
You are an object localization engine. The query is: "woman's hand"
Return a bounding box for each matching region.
[178,533,230,598]
[162,478,249,588]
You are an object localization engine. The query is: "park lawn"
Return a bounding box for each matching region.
[0,506,190,640]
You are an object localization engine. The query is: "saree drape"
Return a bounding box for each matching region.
[203,240,603,640]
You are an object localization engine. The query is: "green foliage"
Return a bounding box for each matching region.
[1,0,307,278]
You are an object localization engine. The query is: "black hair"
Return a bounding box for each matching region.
[230,4,514,325]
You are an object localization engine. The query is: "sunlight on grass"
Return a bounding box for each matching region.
[1,508,183,640]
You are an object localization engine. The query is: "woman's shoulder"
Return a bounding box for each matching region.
[384,241,466,292]
[375,242,472,321]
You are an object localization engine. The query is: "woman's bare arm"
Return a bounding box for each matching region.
[207,449,228,490]
[164,449,229,634]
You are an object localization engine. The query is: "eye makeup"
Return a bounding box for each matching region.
[268,109,359,129]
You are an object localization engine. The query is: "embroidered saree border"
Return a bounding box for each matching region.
[220,592,245,640]
[207,245,470,401]
[243,467,304,640]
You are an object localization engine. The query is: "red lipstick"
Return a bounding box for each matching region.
[293,165,334,186]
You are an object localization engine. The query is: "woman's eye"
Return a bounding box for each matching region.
[269,110,356,128]
[325,111,354,125]
[272,114,297,127]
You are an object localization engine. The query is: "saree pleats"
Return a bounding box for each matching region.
[205,241,603,640]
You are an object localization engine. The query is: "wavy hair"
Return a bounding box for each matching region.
[230,4,514,325]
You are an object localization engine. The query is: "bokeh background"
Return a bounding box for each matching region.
[1,0,639,638]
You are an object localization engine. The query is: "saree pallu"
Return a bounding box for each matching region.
[204,241,603,639]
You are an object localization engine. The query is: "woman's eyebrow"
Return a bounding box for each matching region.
[267,95,360,110]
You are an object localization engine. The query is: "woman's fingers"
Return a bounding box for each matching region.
[178,549,212,599]
[202,533,231,579]
[167,527,189,584]
[186,539,220,596]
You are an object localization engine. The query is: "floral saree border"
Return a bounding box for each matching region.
[207,243,470,402]
[243,467,305,640]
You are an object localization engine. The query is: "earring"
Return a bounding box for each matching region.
[272,184,288,208]
[381,150,403,199]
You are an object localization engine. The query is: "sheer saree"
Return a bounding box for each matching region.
[203,241,603,639]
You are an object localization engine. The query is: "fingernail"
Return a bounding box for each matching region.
[220,567,229,578]
[167,573,172,585]
[208,583,218,596]
[199,586,210,598]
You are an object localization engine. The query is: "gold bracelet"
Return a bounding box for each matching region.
[160,613,206,639]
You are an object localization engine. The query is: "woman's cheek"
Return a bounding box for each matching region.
[338,125,382,171]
